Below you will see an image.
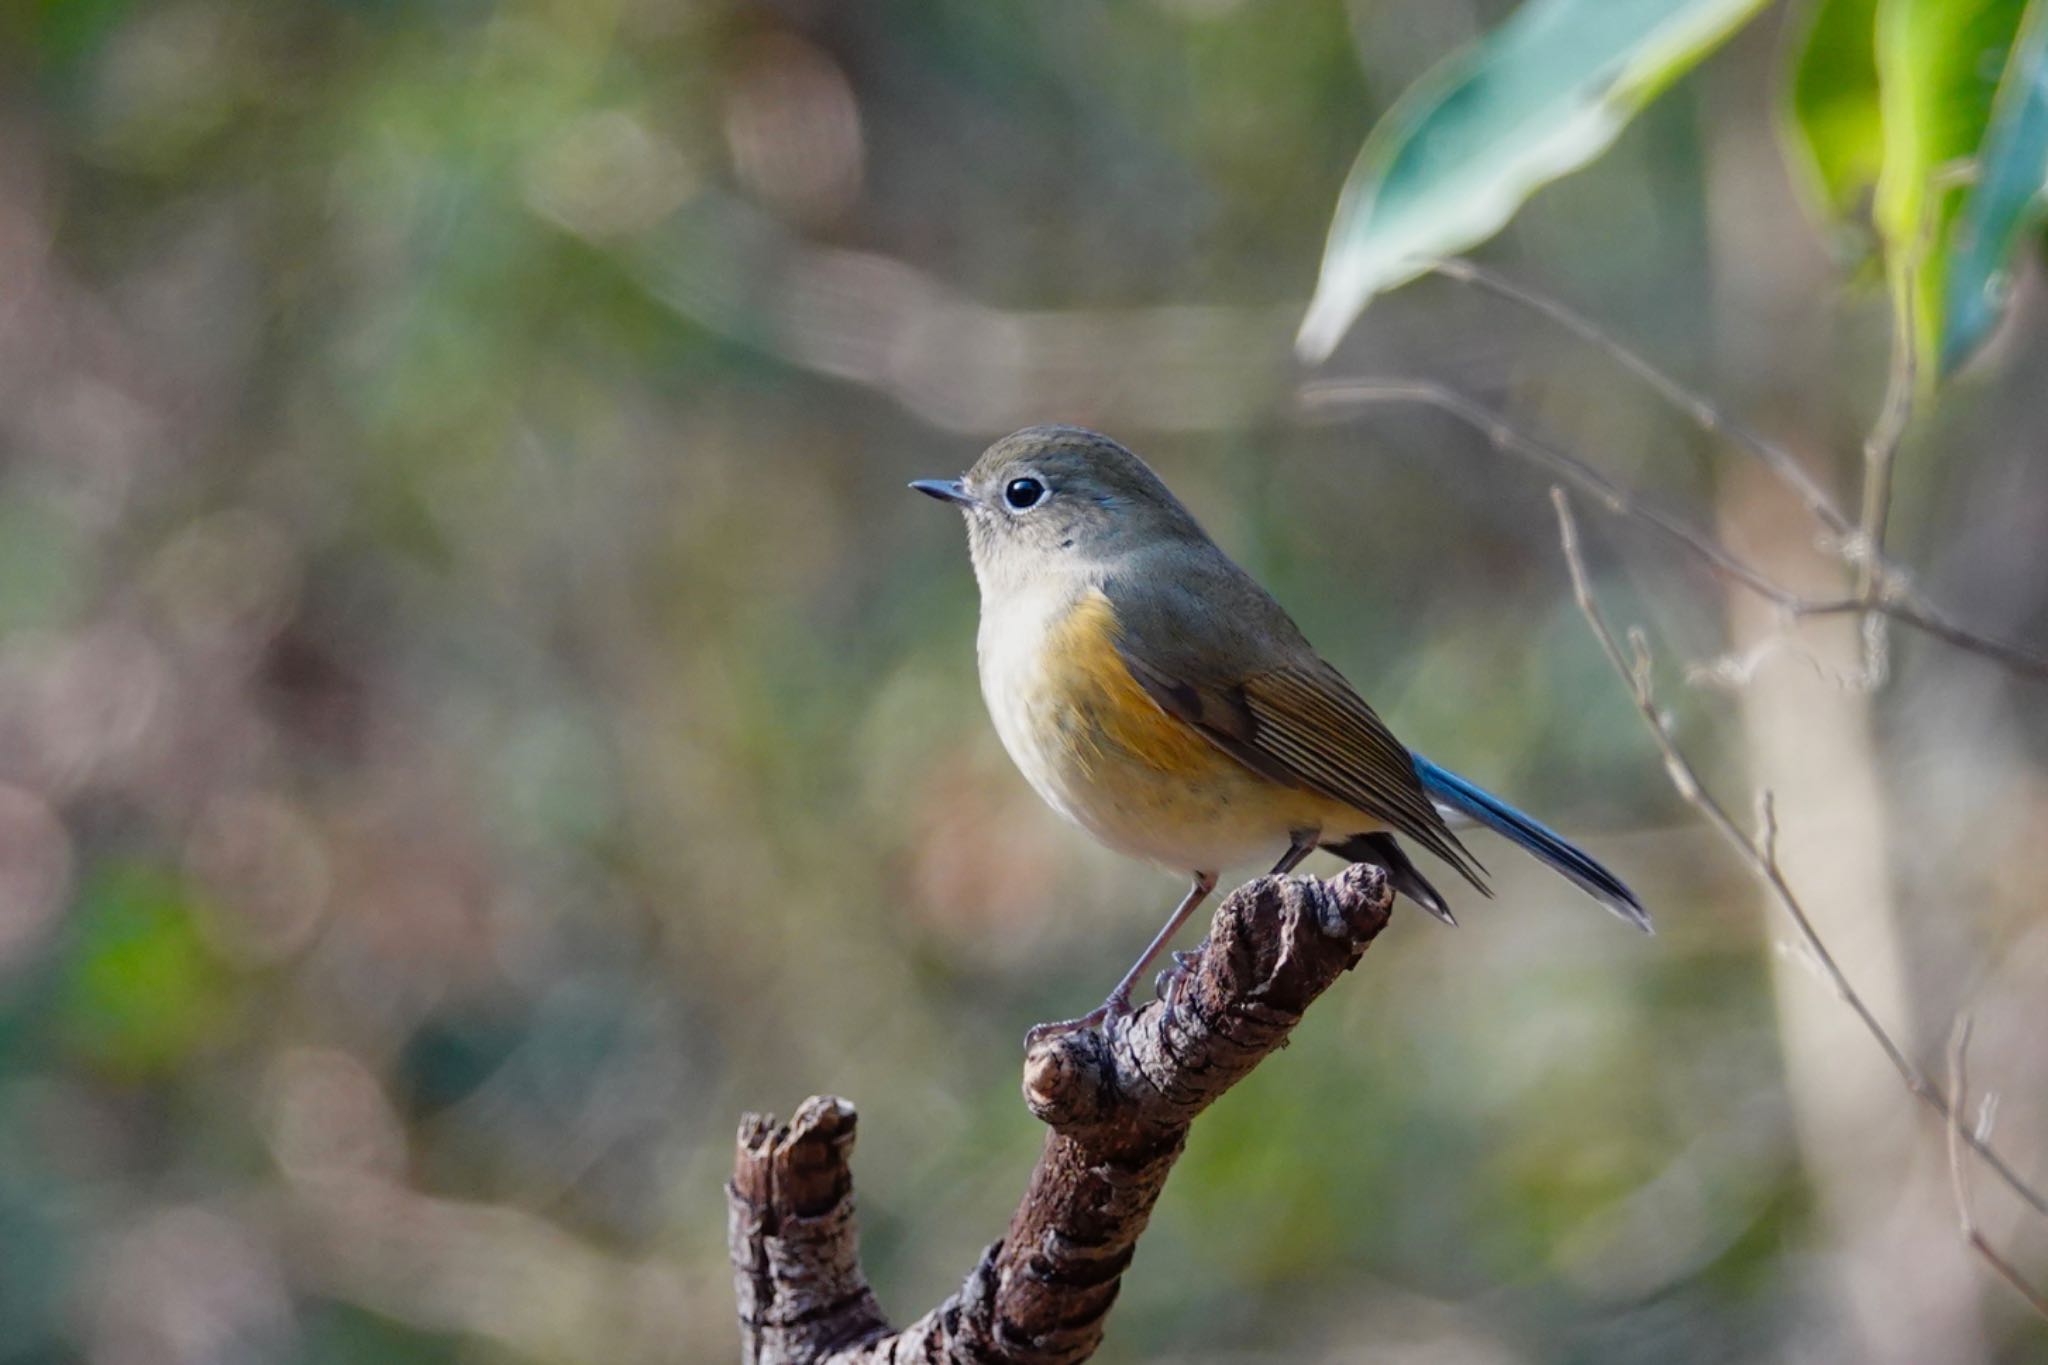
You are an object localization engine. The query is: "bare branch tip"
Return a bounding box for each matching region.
[1022,1032,1111,1130]
[738,1111,780,1155]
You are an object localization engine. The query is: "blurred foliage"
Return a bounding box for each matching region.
[59,863,234,1077]
[1787,0,1886,243]
[1298,0,1769,360]
[0,0,2044,1362]
[1306,0,2048,379]
[1788,0,2047,376]
[1872,0,2025,375]
[1945,3,2048,369]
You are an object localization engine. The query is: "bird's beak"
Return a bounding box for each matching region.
[909,478,974,506]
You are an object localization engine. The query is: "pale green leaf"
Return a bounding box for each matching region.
[1296,0,1772,362]
[1781,0,2027,378]
[1873,0,2024,375]
[1942,0,2048,369]
[1785,0,1882,234]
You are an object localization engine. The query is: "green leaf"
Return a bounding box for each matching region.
[1296,0,1772,362]
[1873,0,2027,375]
[1785,0,1883,235]
[1942,0,2048,369]
[1783,0,2030,377]
[60,864,233,1077]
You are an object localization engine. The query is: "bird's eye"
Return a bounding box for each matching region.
[1004,477,1047,510]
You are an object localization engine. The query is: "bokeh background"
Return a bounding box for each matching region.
[3,0,2047,1361]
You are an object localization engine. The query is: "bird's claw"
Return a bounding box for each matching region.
[1153,949,1200,1013]
[1024,986,1131,1048]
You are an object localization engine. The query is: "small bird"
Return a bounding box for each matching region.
[913,426,1646,1037]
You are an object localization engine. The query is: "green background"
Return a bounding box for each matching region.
[0,1,2045,1361]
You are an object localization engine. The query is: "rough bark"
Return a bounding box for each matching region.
[728,862,1394,1364]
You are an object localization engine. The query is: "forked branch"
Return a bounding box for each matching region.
[729,864,1394,1363]
[1426,256,1853,538]
[1298,378,2048,684]
[1552,488,2048,1319]
[1946,1020,2048,1319]
[1300,258,2048,684]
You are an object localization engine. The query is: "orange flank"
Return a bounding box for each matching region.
[1003,589,1343,870]
[1043,591,1225,785]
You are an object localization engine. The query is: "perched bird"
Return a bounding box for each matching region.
[913,426,1646,1037]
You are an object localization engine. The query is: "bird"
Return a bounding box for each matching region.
[911,425,1647,1038]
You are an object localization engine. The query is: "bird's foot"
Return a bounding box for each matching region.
[1154,949,1200,1013]
[1024,986,1131,1048]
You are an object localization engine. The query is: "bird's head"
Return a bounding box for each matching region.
[910,425,1205,596]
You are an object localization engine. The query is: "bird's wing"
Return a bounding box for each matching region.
[1104,560,1486,892]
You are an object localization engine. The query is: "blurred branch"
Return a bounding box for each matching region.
[728,865,1394,1364]
[1946,1019,2048,1320]
[1428,257,1855,539]
[595,195,1295,435]
[1299,377,1795,602]
[1298,379,2048,684]
[1550,487,2048,1228]
[1850,273,1918,683]
[1438,248,2048,1315]
[1826,592,2048,682]
[1375,260,2048,685]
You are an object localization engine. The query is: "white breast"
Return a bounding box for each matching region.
[976,581,1084,826]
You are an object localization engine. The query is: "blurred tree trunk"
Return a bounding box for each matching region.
[1721,463,1985,1364]
[1703,24,1987,1356]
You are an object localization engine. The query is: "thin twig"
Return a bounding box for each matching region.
[1857,275,1917,584]
[1863,593,2048,681]
[1794,586,2048,682]
[1413,261,2048,685]
[1300,379,1801,604]
[1430,257,1856,539]
[1299,379,2048,684]
[1851,274,1919,684]
[1551,488,2048,1218]
[1947,1018,2048,1319]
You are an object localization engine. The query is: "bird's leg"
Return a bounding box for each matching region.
[1102,871,1217,1013]
[1160,832,1320,1013]
[1269,827,1321,876]
[1025,870,1217,1045]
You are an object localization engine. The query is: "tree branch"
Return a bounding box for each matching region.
[1427,256,1856,540]
[1298,377,1796,604]
[728,863,1395,1363]
[1298,378,2048,684]
[1305,258,2048,685]
[1550,487,2048,1228]
[1946,1018,2048,1320]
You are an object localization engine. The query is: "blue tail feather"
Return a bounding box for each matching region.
[1411,755,1650,932]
